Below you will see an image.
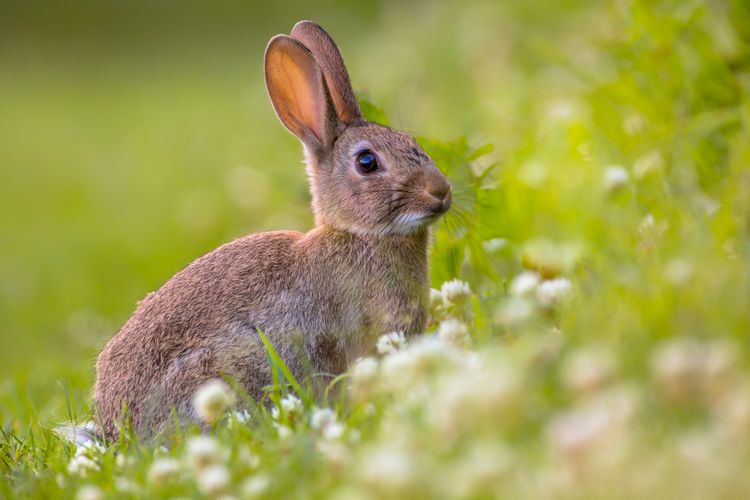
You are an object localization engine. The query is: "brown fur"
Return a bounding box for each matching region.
[94,21,451,439]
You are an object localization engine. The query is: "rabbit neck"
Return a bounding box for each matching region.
[312,223,431,347]
[310,223,430,299]
[317,223,429,260]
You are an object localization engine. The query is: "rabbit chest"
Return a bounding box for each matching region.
[296,227,430,362]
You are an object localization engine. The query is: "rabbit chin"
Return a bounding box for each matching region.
[388,211,440,235]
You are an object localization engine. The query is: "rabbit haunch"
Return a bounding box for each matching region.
[93,20,451,439]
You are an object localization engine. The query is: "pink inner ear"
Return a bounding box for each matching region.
[271,45,327,144]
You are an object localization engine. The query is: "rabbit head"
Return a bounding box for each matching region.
[265,21,452,237]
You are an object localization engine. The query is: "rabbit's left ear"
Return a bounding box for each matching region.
[265,34,338,150]
[291,21,362,124]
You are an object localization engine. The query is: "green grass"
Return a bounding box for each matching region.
[2,0,750,498]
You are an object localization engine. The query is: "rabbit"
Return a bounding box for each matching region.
[92,20,452,440]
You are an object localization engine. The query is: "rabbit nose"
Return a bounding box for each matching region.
[426,183,452,212]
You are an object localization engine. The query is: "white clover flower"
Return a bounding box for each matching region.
[603,165,629,192]
[714,380,750,438]
[323,421,346,441]
[414,335,468,364]
[76,485,102,500]
[376,331,407,355]
[242,474,271,498]
[652,338,737,401]
[316,440,349,465]
[311,407,345,440]
[547,387,635,471]
[561,346,617,396]
[148,457,180,485]
[238,446,261,469]
[445,443,513,498]
[436,318,471,348]
[639,213,655,233]
[194,379,236,424]
[379,336,467,394]
[67,454,100,476]
[702,340,738,392]
[441,279,472,306]
[463,351,484,374]
[509,271,541,296]
[114,476,137,493]
[357,444,418,493]
[233,409,251,423]
[115,453,136,469]
[310,407,335,428]
[74,430,105,456]
[226,409,251,430]
[281,394,303,413]
[185,435,224,471]
[351,357,378,386]
[496,296,536,325]
[73,446,100,460]
[429,288,444,310]
[380,349,420,393]
[548,405,611,458]
[273,423,293,440]
[431,362,520,433]
[196,464,230,496]
[536,278,572,307]
[272,394,303,421]
[650,338,703,401]
[678,430,723,468]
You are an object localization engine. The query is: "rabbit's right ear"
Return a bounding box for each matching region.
[265,35,337,151]
[290,21,362,124]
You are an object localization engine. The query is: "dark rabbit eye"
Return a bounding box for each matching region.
[356,150,379,174]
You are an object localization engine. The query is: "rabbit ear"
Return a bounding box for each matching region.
[265,34,338,149]
[290,21,362,124]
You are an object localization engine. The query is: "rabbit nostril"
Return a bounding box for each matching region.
[427,184,449,200]
[426,185,452,212]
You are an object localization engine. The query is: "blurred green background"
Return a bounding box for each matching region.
[1,0,749,426]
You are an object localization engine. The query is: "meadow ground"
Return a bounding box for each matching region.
[2,0,750,498]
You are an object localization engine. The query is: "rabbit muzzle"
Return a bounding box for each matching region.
[424,174,453,215]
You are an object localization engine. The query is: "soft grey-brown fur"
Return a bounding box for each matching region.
[94,21,451,439]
